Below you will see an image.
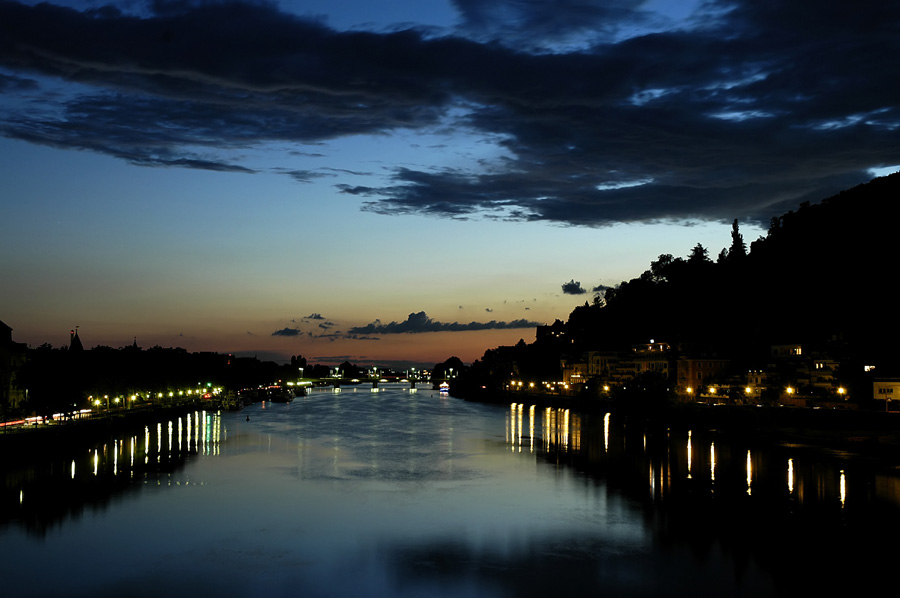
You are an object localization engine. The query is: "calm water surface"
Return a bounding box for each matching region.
[3,385,900,597]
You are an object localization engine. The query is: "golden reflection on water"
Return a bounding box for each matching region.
[840,470,846,506]
[507,404,580,453]
[517,404,523,452]
[543,407,551,452]
[529,405,535,453]
[603,413,610,452]
[498,409,885,514]
[686,431,692,479]
[746,450,752,495]
[37,410,223,484]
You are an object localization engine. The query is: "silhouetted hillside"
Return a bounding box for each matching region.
[567,171,898,365]
[461,172,899,395]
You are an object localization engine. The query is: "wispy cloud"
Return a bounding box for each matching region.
[272,327,302,337]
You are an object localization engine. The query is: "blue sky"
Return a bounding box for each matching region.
[2,0,898,366]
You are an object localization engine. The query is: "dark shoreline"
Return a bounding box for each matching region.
[457,389,900,465]
[0,404,201,455]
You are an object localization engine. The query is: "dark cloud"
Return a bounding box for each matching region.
[304,313,325,320]
[0,72,39,92]
[349,311,543,334]
[561,279,586,295]
[452,0,651,50]
[285,169,331,183]
[1,0,899,225]
[272,327,301,337]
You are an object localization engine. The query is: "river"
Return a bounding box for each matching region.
[2,384,899,596]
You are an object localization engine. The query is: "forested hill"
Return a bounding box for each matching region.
[562,171,899,367]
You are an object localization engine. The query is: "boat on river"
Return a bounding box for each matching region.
[218,391,243,411]
[269,387,293,402]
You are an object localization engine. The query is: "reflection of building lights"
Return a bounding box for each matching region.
[840,470,846,506]
[686,430,692,478]
[746,450,752,495]
[787,458,794,494]
[604,413,610,452]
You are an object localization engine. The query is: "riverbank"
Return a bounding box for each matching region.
[0,404,201,455]
[457,389,900,464]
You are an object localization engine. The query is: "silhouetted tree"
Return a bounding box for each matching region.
[688,243,710,264]
[338,361,361,378]
[728,218,747,260]
[433,356,466,380]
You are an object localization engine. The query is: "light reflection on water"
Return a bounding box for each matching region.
[2,388,900,596]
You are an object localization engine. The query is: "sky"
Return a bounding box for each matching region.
[2,0,899,367]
